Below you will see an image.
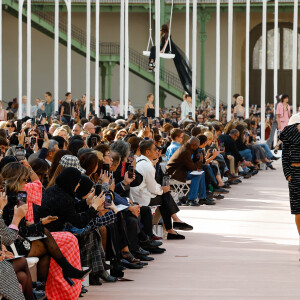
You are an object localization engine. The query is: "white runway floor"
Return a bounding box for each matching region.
[86,160,300,300]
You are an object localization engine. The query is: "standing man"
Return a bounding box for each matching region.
[44,92,54,121]
[22,95,27,118]
[60,92,74,124]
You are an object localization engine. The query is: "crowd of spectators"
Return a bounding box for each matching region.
[0,91,281,299]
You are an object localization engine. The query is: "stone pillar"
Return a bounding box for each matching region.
[100,62,106,99]
[198,8,211,100]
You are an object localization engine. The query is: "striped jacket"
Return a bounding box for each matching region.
[279,123,300,180]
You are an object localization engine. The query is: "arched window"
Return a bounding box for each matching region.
[253,26,300,70]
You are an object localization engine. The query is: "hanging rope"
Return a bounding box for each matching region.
[162,0,174,54]
[144,0,153,53]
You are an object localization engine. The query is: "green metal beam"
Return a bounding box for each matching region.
[28,2,297,13]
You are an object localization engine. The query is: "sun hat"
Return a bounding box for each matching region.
[59,155,86,173]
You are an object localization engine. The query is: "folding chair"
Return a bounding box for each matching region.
[169,179,191,202]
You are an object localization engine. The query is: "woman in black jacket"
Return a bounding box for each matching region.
[36,167,104,232]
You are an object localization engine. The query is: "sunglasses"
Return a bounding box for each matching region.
[6,125,13,128]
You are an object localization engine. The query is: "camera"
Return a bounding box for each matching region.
[17,191,27,207]
[38,125,45,139]
[94,183,102,196]
[30,137,36,148]
[16,120,22,132]
[162,175,170,187]
[142,117,148,127]
[15,146,26,161]
[104,192,112,209]
[91,137,97,148]
[128,165,134,179]
[102,163,110,173]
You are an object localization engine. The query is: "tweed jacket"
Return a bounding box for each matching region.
[279,123,300,180]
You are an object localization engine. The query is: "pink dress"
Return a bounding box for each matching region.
[276,102,291,131]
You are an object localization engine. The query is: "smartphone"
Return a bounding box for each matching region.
[31,118,35,126]
[127,151,135,164]
[162,132,167,139]
[5,130,9,138]
[244,132,249,138]
[30,137,36,148]
[38,125,45,139]
[107,112,110,117]
[127,110,131,117]
[142,117,148,127]
[15,147,26,161]
[219,142,225,152]
[94,183,102,196]
[91,137,97,148]
[162,175,170,187]
[234,113,237,119]
[17,191,27,207]
[196,148,203,160]
[128,165,134,179]
[188,112,193,119]
[104,192,112,209]
[102,163,110,173]
[1,181,6,193]
[16,120,22,132]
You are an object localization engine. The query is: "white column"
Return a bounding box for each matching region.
[54,0,59,112]
[124,0,129,118]
[227,0,233,122]
[86,0,91,117]
[273,0,278,110]
[191,0,197,118]
[67,0,71,92]
[292,0,298,114]
[185,0,189,61]
[245,0,250,119]
[260,0,267,141]
[27,0,31,117]
[215,0,220,120]
[120,0,125,116]
[95,0,100,117]
[18,0,24,120]
[155,0,160,117]
[0,0,3,100]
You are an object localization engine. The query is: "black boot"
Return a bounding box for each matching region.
[56,257,91,286]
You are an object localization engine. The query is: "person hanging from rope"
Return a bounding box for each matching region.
[148,24,194,96]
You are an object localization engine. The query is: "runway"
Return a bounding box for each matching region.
[86,160,300,300]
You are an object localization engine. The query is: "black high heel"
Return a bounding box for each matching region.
[266,163,276,170]
[57,257,92,286]
[63,268,92,287]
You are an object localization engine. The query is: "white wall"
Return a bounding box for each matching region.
[1,8,296,109]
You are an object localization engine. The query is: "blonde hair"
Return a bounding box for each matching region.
[237,96,244,104]
[204,131,213,140]
[47,164,64,188]
[1,163,30,193]
[0,121,7,129]
[53,127,68,137]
